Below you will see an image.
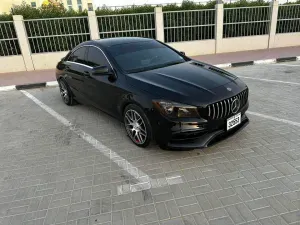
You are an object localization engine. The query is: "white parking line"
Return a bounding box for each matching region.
[118,175,184,195]
[238,76,300,86]
[248,111,300,127]
[21,90,183,194]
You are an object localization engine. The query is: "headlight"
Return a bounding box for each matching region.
[153,100,200,118]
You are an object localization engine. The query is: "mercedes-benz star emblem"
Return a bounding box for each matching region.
[231,98,240,114]
[227,87,232,91]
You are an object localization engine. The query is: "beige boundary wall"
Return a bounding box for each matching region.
[272,33,300,48]
[0,56,26,73]
[168,40,216,56]
[1,0,300,73]
[31,52,69,70]
[217,36,270,54]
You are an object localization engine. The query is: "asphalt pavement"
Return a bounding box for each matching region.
[0,61,300,225]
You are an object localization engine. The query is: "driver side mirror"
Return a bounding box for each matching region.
[92,66,113,76]
[180,51,186,56]
[92,66,117,82]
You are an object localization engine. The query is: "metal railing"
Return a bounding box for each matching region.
[24,17,90,53]
[277,4,300,33]
[163,9,215,43]
[97,13,156,39]
[0,21,21,56]
[223,6,271,38]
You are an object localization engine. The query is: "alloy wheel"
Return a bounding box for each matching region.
[124,109,147,145]
[59,81,69,104]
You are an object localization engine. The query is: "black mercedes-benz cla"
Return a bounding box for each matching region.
[56,37,249,149]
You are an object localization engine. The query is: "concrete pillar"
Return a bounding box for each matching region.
[215,1,224,54]
[268,0,279,48]
[154,7,165,42]
[13,15,34,71]
[88,11,100,40]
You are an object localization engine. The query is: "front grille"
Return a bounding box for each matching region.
[200,89,248,120]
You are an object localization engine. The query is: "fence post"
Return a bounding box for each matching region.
[13,15,34,71]
[88,11,100,40]
[215,0,224,54]
[154,7,165,42]
[268,0,279,48]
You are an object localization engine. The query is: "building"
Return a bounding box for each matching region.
[0,0,94,14]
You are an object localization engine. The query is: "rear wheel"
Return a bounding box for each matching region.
[59,79,74,106]
[123,104,152,148]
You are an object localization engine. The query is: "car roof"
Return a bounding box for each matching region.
[80,37,155,49]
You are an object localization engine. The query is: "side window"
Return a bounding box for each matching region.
[86,47,109,67]
[68,47,87,65]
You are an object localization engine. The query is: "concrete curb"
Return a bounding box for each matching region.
[1,55,300,92]
[0,81,58,92]
[215,55,300,68]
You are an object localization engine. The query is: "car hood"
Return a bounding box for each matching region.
[126,61,247,106]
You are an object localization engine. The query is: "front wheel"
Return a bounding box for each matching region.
[123,104,152,148]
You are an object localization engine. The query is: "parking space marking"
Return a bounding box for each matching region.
[118,175,184,195]
[21,90,183,194]
[238,76,300,86]
[248,111,300,127]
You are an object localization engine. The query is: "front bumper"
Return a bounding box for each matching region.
[166,114,249,149]
[150,101,249,150]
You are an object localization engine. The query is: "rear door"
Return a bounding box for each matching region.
[64,46,90,100]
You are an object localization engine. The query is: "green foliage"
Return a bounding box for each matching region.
[283,0,300,4]
[224,0,269,8]
[0,14,13,21]
[96,5,155,16]
[0,22,20,56]
[164,8,215,42]
[0,0,295,19]
[25,17,90,53]
[277,3,300,33]
[97,14,156,39]
[10,2,87,19]
[163,0,217,11]
[223,4,270,37]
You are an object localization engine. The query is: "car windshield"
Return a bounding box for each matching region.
[107,41,187,73]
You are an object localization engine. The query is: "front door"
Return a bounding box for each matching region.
[83,46,122,116]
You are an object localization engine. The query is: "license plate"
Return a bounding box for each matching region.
[227,113,241,131]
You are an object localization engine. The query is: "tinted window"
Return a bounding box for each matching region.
[86,47,109,67]
[107,41,186,73]
[68,47,87,65]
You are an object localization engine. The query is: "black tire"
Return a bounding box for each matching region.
[123,104,152,148]
[58,79,74,106]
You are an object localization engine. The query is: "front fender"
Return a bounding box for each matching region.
[117,88,157,119]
